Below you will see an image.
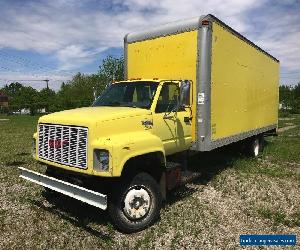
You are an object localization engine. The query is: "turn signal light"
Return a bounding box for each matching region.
[93,149,109,172]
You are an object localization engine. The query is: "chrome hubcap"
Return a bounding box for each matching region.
[254,140,259,156]
[123,187,151,220]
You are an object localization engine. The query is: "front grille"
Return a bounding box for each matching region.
[38,124,88,169]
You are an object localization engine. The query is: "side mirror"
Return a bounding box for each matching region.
[179,80,191,107]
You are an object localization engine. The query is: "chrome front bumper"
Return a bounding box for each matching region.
[19,167,107,210]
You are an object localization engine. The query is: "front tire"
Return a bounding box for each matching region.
[108,172,162,233]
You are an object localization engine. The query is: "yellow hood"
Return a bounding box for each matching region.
[39,106,151,126]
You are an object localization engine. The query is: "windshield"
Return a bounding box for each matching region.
[92,81,159,109]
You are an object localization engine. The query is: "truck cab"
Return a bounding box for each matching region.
[23,79,192,233]
[34,79,192,177]
[91,79,193,156]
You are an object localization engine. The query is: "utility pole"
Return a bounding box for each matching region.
[44,79,49,89]
[2,79,51,89]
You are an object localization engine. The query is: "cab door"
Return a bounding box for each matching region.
[152,82,192,155]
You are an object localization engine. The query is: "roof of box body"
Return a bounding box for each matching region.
[125,15,205,44]
[114,78,179,84]
[125,14,279,62]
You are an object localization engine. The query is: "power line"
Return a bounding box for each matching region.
[0,79,50,88]
[0,65,49,79]
[281,72,300,75]
[0,78,67,81]
[0,52,76,76]
[0,78,69,89]
[0,52,55,72]
[281,76,300,79]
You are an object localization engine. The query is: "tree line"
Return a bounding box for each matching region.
[0,55,299,114]
[279,84,300,114]
[0,56,124,115]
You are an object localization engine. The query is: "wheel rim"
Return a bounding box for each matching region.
[254,139,259,156]
[123,186,151,220]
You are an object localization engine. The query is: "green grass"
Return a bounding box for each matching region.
[258,207,300,228]
[0,113,299,249]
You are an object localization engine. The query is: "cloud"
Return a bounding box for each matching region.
[0,0,299,84]
[0,0,267,52]
[56,45,106,70]
[242,1,300,84]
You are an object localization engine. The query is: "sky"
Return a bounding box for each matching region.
[0,0,299,90]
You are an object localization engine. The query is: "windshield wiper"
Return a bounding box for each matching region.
[107,101,121,106]
[120,102,137,108]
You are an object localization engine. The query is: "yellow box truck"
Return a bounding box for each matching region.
[19,14,279,233]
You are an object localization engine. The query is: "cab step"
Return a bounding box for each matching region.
[165,162,201,190]
[180,170,201,185]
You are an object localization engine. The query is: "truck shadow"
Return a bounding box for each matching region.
[166,142,244,205]
[189,143,243,184]
[32,142,253,233]
[5,160,27,167]
[32,193,113,240]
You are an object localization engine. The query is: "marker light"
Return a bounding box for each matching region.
[202,20,210,26]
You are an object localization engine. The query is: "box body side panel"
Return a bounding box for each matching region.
[127,30,198,140]
[210,22,279,141]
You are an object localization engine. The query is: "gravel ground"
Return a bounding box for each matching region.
[0,114,299,249]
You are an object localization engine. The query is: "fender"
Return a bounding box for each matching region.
[92,131,165,177]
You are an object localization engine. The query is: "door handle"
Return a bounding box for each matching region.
[184,116,192,122]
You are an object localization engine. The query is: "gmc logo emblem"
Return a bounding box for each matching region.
[48,139,69,149]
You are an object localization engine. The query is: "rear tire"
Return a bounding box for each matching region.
[108,172,162,233]
[246,136,264,157]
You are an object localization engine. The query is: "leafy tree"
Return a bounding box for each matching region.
[2,82,23,96]
[54,55,124,110]
[293,83,300,99]
[279,85,293,111]
[98,56,124,85]
[291,83,300,113]
[38,88,56,112]
[1,82,38,114]
[20,86,39,115]
[55,73,103,110]
[279,83,300,114]
[0,55,125,113]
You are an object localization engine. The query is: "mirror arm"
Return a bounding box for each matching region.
[163,114,174,119]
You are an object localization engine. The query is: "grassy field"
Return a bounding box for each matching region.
[0,114,299,249]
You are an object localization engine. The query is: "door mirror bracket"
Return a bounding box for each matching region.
[163,113,174,120]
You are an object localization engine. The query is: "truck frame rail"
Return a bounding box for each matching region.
[18,167,107,210]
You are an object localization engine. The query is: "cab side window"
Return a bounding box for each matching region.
[155,83,180,113]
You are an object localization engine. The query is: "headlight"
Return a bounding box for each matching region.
[93,149,109,172]
[32,138,36,158]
